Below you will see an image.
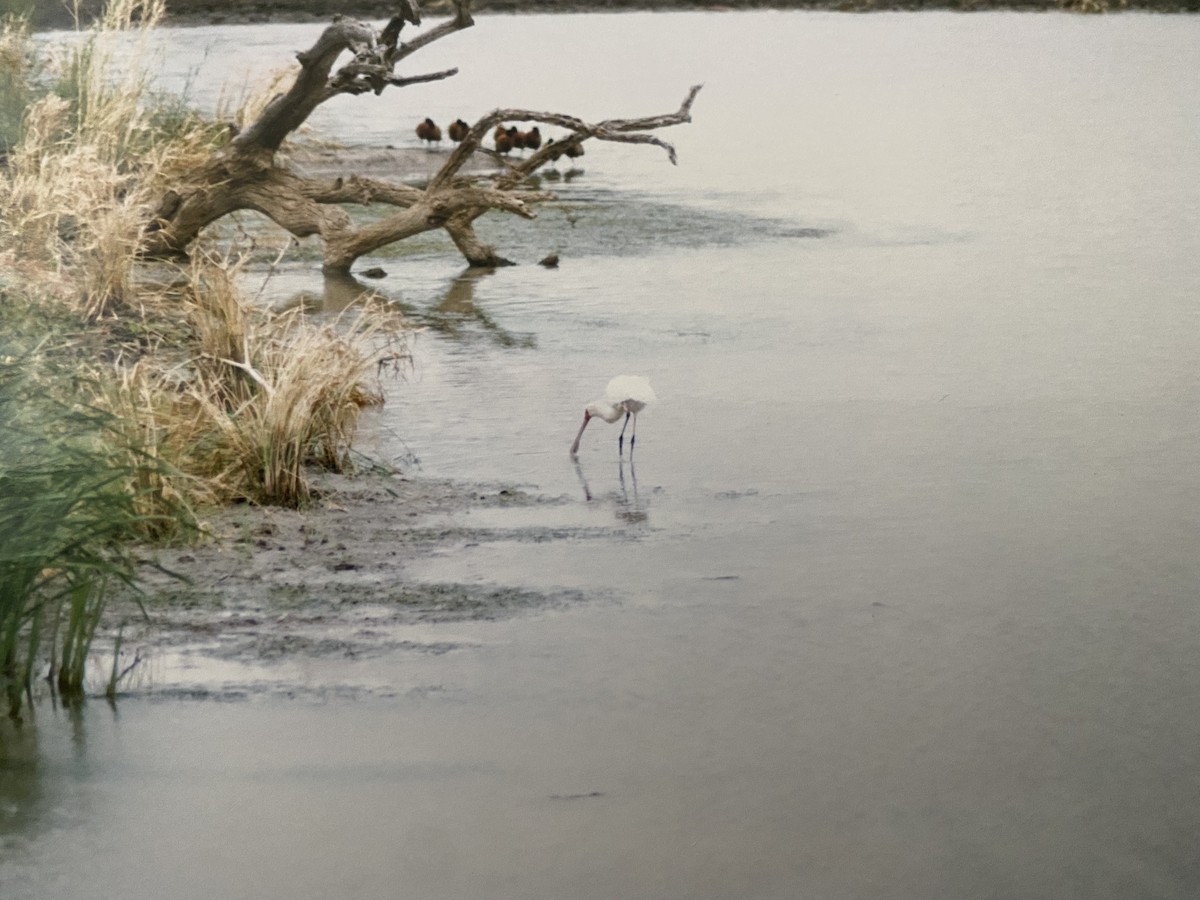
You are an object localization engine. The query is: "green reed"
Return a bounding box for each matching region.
[0,344,172,717]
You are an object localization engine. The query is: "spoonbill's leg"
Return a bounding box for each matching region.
[630,412,639,452]
[618,411,631,455]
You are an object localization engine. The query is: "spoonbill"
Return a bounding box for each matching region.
[569,375,657,457]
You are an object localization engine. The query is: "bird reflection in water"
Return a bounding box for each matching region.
[574,458,649,525]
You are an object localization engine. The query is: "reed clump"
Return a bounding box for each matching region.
[0,335,174,718]
[0,1,409,715]
[0,1,229,318]
[96,255,397,510]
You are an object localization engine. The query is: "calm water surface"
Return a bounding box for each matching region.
[4,12,1200,899]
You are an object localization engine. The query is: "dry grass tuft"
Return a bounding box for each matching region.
[190,307,391,506]
[177,257,400,507]
[0,0,226,319]
[83,254,406,510]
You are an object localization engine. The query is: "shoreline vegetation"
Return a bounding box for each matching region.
[0,0,408,716]
[16,0,1200,29]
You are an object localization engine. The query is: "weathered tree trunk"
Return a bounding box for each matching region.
[140,1,700,273]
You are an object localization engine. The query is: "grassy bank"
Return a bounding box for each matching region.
[0,0,405,715]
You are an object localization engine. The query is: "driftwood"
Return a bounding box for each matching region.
[140,0,700,272]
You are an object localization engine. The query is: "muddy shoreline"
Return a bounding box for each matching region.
[105,469,609,700]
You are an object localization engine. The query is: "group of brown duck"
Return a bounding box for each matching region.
[415,117,585,161]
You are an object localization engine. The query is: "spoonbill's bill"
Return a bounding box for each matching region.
[569,375,657,457]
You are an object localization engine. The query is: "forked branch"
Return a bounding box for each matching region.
[233,0,472,153]
[429,85,704,191]
[139,2,701,275]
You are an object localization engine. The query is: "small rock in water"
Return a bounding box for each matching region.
[538,253,559,268]
[361,267,388,279]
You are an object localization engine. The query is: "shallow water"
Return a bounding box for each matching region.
[6,11,1200,899]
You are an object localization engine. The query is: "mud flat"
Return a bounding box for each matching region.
[108,471,607,700]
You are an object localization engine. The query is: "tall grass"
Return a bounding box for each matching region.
[0,0,227,319]
[92,257,399,509]
[0,13,34,156]
[0,2,410,713]
[0,342,168,717]
[184,259,391,505]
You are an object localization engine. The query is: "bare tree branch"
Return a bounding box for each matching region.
[299,175,425,208]
[381,0,422,48]
[392,0,474,62]
[326,64,459,99]
[232,2,474,152]
[139,4,699,276]
[233,18,377,152]
[428,84,703,191]
[322,185,553,271]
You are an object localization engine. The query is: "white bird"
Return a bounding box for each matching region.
[569,375,657,457]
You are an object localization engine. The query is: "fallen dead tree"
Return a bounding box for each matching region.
[140,0,701,271]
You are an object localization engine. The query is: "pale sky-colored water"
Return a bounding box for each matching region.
[6,12,1200,899]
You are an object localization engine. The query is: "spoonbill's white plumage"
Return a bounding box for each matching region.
[570,375,657,456]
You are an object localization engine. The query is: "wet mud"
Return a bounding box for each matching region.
[106,471,604,698]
